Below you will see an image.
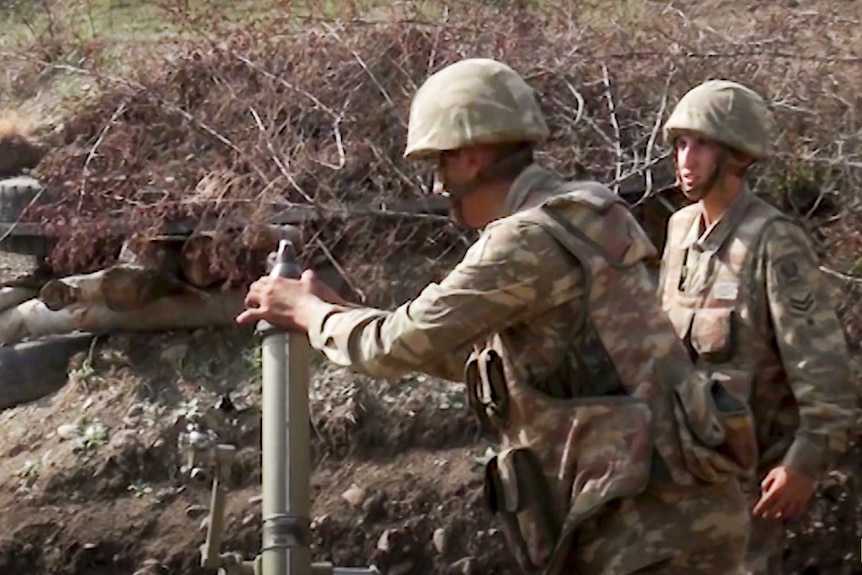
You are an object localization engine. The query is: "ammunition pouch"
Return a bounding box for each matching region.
[467,349,653,575]
[672,372,758,483]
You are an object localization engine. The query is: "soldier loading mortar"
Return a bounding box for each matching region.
[3,61,744,573]
[238,58,757,575]
[2,59,752,575]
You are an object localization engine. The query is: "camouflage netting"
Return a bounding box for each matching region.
[14,1,862,318]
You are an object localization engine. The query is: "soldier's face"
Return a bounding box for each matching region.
[434,148,499,229]
[673,131,723,198]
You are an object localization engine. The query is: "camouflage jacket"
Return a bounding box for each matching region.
[306,164,752,484]
[306,163,586,385]
[659,186,856,479]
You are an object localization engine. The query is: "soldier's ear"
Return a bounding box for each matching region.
[460,145,497,180]
[727,150,756,176]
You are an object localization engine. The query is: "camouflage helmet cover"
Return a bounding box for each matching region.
[404,58,550,160]
[663,80,774,160]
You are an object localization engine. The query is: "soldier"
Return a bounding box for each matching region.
[659,80,857,575]
[239,59,754,574]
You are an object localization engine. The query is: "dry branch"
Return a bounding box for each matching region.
[0,1,857,313]
[601,64,623,193]
[38,264,188,312]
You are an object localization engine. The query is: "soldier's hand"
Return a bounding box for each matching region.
[752,465,816,520]
[237,270,321,330]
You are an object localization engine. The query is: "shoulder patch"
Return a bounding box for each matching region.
[774,254,804,286]
[770,251,818,316]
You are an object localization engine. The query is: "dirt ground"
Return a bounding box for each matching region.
[0,320,506,575]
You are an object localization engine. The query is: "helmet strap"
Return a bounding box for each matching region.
[439,146,533,228]
[439,145,533,200]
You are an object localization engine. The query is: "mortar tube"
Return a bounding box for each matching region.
[258,240,312,575]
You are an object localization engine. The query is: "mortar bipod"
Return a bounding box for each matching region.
[185,430,251,575]
[184,408,380,575]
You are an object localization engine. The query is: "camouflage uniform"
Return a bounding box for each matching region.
[659,81,857,575]
[307,60,752,574]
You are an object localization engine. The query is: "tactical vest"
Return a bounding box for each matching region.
[660,194,794,470]
[468,184,756,575]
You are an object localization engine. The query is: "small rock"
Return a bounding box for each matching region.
[432,527,448,554]
[110,429,139,449]
[377,529,395,552]
[131,559,164,574]
[360,491,388,523]
[451,557,476,575]
[83,543,97,550]
[199,517,209,531]
[341,483,366,507]
[132,563,164,575]
[160,344,188,366]
[242,513,256,526]
[153,488,173,503]
[126,404,144,418]
[57,424,78,440]
[248,494,263,504]
[185,505,208,518]
[310,514,330,530]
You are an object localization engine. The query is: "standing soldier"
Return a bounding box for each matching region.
[659,80,857,575]
[240,59,755,574]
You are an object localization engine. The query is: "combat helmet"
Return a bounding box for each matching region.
[664,80,774,160]
[404,58,549,160]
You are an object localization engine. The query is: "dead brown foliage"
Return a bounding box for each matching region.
[7,1,862,312]
[0,112,44,177]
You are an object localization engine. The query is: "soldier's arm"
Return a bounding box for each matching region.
[304,219,585,382]
[763,219,856,478]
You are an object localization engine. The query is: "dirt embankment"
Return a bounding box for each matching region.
[0,328,859,575]
[0,329,507,575]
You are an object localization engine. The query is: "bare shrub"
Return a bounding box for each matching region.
[3,1,860,313]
